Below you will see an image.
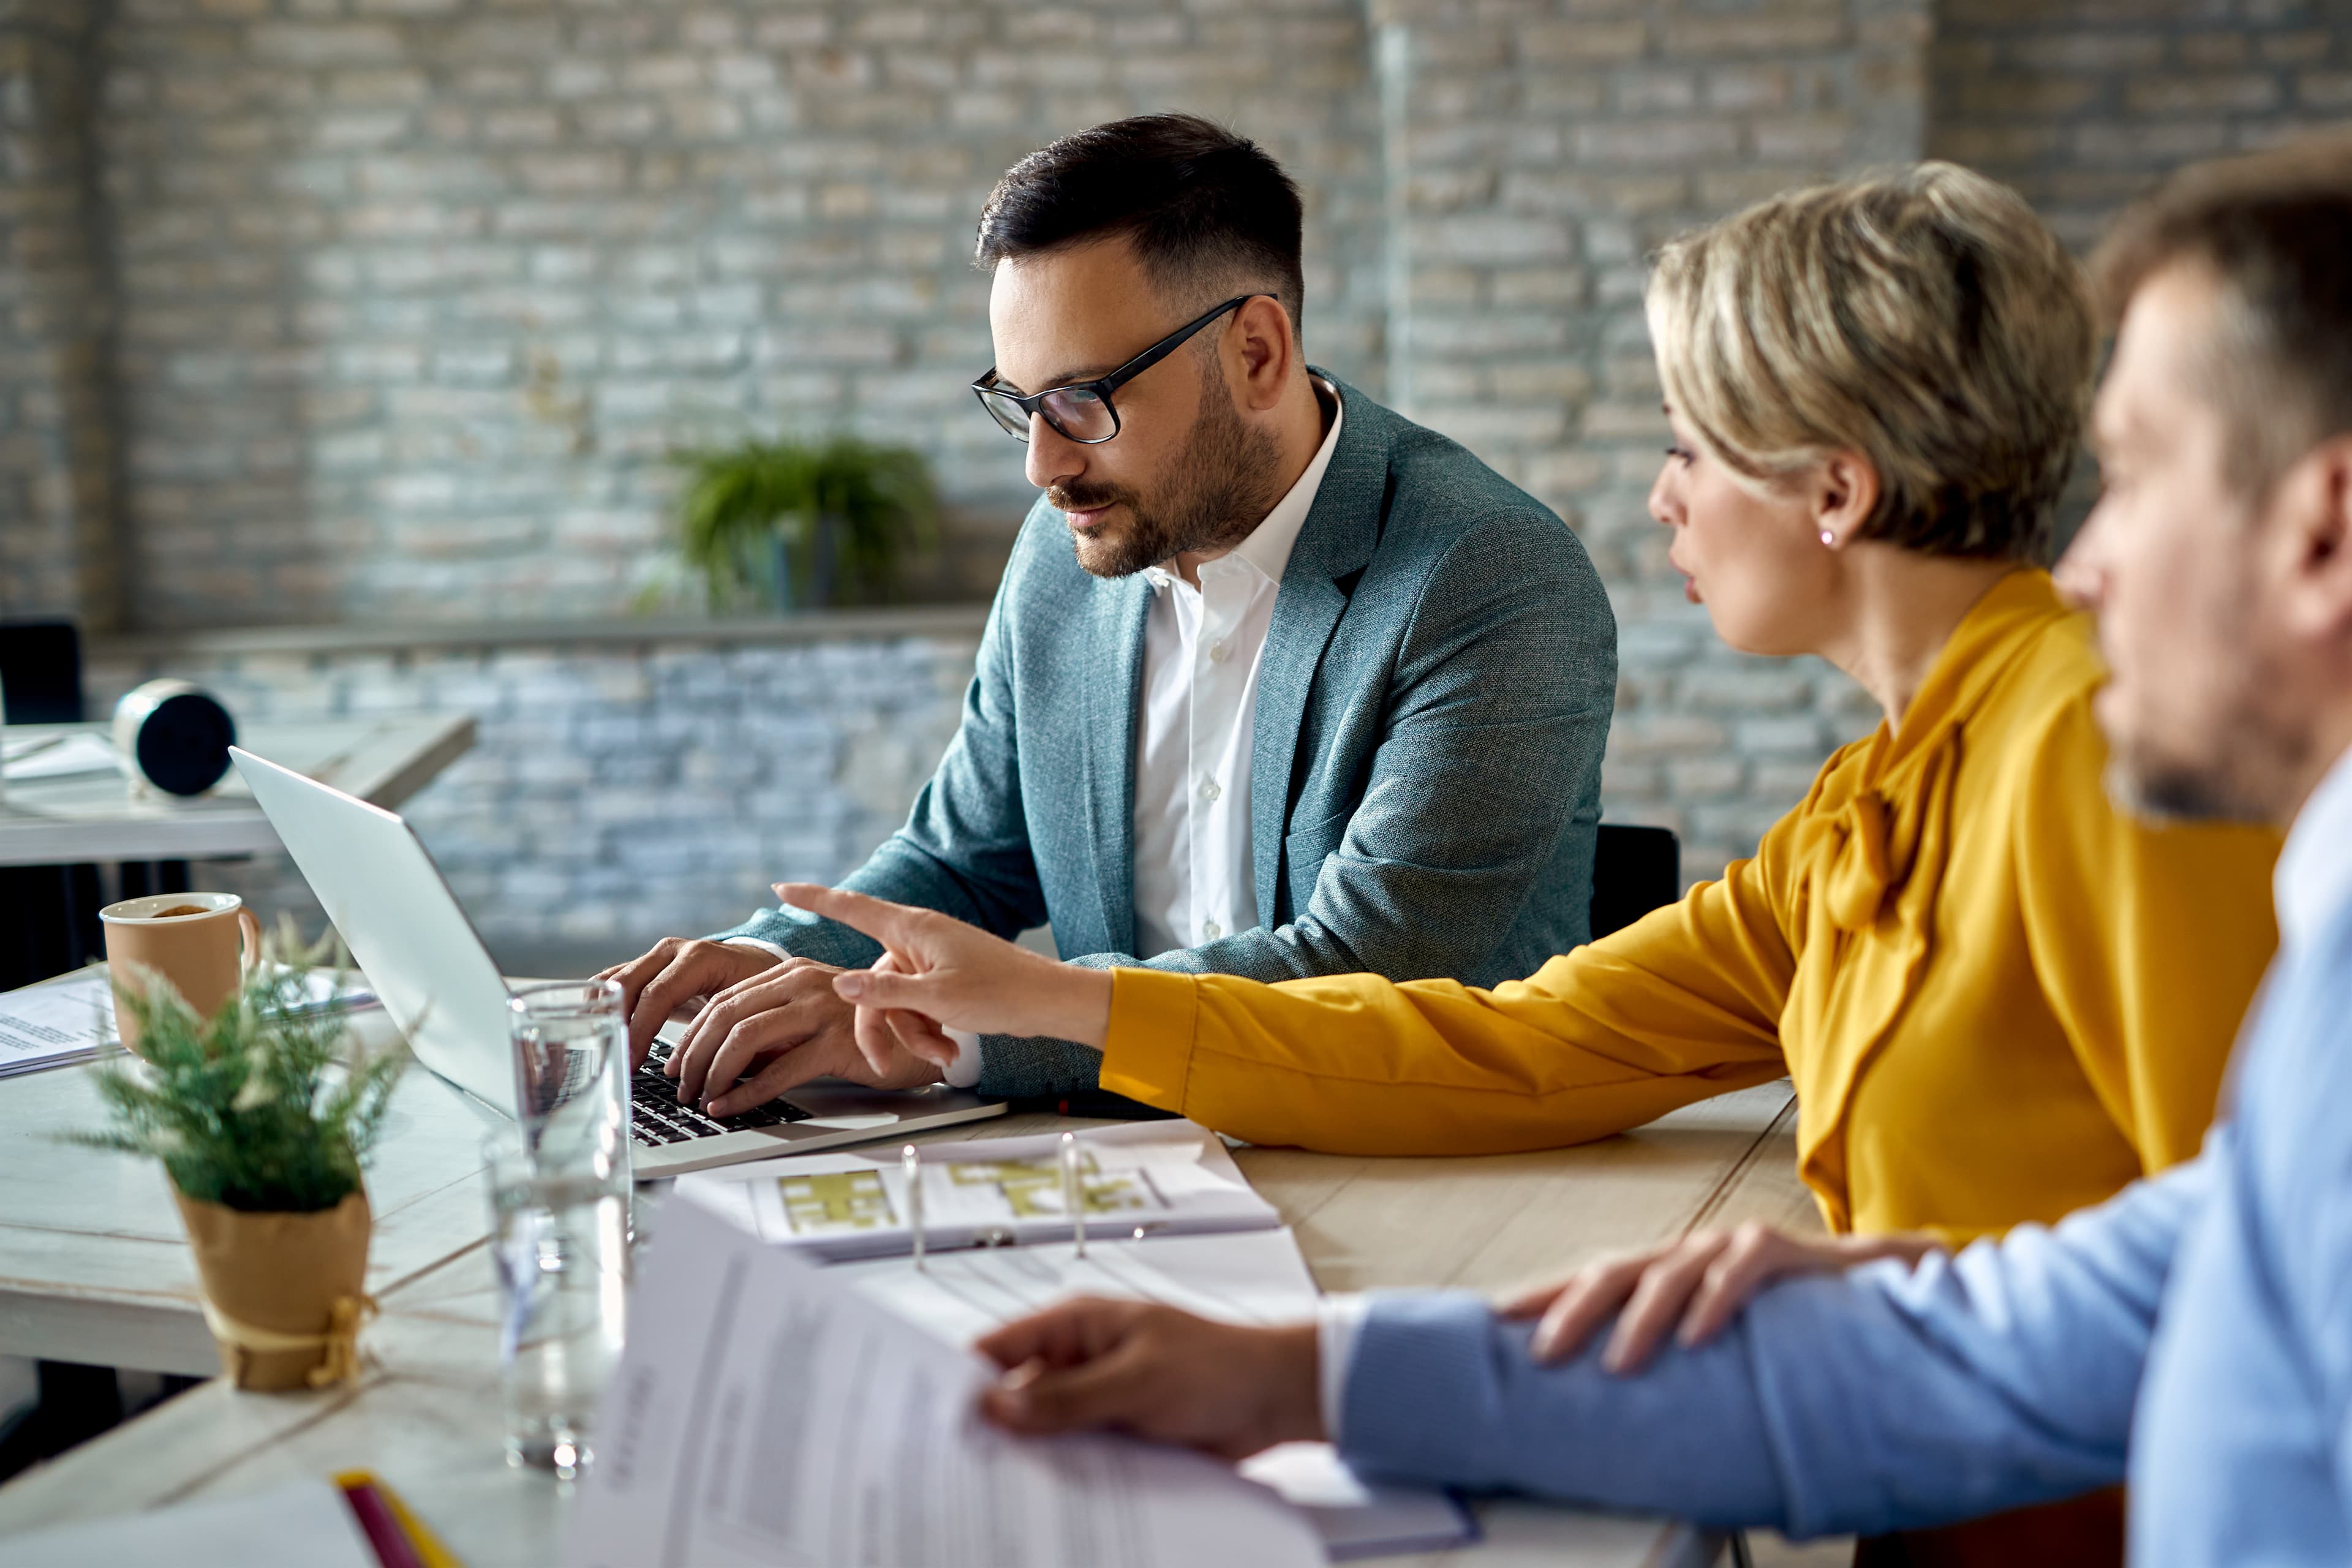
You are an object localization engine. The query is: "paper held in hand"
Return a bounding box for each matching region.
[565,1195,1325,1568]
[674,1119,1282,1261]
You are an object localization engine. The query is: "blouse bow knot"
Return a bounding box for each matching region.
[1811,790,1904,932]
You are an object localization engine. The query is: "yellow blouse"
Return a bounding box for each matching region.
[1099,571,2281,1242]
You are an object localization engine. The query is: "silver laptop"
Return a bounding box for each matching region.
[230,747,1005,1176]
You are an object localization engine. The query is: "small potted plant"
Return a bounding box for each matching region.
[666,434,940,612]
[67,930,405,1392]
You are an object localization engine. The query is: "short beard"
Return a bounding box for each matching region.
[2105,753,2277,824]
[2103,685,2307,827]
[1052,356,1285,579]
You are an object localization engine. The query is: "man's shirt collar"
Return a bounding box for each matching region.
[2277,742,2352,950]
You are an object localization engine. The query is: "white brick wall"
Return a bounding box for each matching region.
[87,619,984,961]
[91,0,1389,627]
[1931,0,2352,249]
[0,0,115,630]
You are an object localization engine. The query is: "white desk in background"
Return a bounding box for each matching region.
[0,963,1809,1568]
[0,715,475,867]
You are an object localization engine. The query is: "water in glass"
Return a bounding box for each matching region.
[507,979,631,1181]
[486,1133,628,1479]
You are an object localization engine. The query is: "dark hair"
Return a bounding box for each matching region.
[975,114,1306,338]
[2095,135,2352,494]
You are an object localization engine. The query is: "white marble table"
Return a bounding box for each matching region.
[0,715,475,866]
[0,1055,1811,1566]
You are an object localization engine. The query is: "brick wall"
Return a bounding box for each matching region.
[0,0,116,630]
[1377,0,1926,880]
[86,616,984,964]
[1931,0,2352,252]
[94,0,1388,627]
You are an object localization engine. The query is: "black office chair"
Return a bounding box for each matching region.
[1589,822,1681,941]
[0,620,194,989]
[0,621,85,724]
[0,621,105,989]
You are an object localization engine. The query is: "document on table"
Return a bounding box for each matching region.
[1241,1444,1480,1561]
[0,971,121,1079]
[673,1118,1282,1261]
[0,968,372,1079]
[0,1479,379,1567]
[666,1128,1477,1562]
[2,731,122,781]
[829,1226,1319,1343]
[567,1197,1324,1568]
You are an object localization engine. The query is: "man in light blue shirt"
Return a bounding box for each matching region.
[964,139,2352,1562]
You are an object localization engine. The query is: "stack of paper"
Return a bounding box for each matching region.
[2,731,123,782]
[674,1118,1283,1260]
[0,968,376,1080]
[0,972,123,1080]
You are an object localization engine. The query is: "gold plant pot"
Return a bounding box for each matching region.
[172,1186,374,1392]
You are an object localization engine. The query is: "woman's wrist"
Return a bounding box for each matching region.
[1046,967,1115,1051]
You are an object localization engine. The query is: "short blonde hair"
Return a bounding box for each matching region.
[1646,162,2095,562]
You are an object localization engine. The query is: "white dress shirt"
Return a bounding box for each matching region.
[1130,381,1343,960]
[739,380,1344,1088]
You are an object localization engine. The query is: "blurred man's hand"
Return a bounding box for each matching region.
[974,1298,1323,1462]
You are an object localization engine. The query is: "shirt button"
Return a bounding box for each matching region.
[1208,641,1229,664]
[1202,920,1223,940]
[1199,778,1221,802]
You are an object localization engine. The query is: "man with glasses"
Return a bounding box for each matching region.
[602,113,1616,1110]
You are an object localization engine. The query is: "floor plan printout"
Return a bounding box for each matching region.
[566,1199,1324,1568]
[676,1120,1283,1261]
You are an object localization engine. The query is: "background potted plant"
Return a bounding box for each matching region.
[68,932,405,1391]
[666,434,940,613]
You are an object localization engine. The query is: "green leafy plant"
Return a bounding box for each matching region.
[64,927,406,1214]
[666,435,939,612]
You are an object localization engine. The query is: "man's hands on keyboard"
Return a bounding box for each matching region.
[627,1039,812,1145]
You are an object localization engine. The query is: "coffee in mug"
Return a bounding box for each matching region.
[99,892,263,1058]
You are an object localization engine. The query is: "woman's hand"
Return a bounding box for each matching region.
[775,883,1116,1075]
[974,1298,1323,1462]
[1498,1223,1939,1374]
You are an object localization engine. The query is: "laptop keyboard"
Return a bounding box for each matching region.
[629,1039,812,1146]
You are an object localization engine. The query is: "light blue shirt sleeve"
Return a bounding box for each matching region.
[1334,1156,2207,1538]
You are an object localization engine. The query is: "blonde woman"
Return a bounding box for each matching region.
[789,165,2280,1563]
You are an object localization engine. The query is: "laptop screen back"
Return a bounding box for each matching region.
[230,747,519,1118]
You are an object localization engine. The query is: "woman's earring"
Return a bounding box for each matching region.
[1820,530,1836,548]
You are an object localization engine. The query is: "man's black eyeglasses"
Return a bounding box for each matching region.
[970,295,1256,445]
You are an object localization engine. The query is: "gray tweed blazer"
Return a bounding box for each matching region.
[718,372,1617,1098]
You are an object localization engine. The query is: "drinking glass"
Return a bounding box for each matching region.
[484,1129,629,1479]
[507,979,633,1188]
